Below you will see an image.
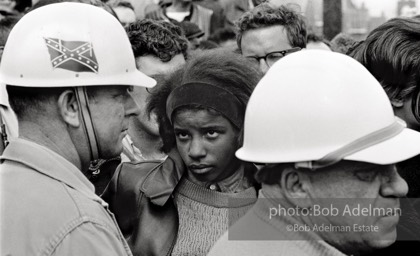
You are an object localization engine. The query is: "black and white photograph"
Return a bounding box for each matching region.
[1,0,420,255]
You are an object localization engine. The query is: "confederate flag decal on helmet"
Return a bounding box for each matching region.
[44,37,99,73]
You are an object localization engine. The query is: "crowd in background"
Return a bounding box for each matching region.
[1,0,420,256]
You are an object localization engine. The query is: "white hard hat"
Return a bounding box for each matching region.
[237,50,420,168]
[0,2,155,88]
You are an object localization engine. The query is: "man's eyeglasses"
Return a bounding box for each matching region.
[245,47,301,67]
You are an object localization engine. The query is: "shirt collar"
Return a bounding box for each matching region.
[1,138,105,205]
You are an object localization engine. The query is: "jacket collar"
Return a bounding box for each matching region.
[1,138,104,205]
[140,148,186,206]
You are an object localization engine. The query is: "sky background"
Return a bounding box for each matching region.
[351,0,418,19]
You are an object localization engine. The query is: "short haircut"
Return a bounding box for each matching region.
[147,49,262,153]
[349,18,420,102]
[126,19,188,62]
[236,3,307,50]
[7,85,101,120]
[7,85,71,119]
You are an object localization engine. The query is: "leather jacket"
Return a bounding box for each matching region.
[102,149,259,256]
[102,150,185,256]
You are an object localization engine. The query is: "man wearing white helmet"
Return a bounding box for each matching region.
[208,50,420,256]
[0,3,155,255]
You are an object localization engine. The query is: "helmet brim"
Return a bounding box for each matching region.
[236,127,420,165]
[344,127,420,165]
[121,69,156,88]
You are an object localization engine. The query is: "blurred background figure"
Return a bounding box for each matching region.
[122,19,188,163]
[330,32,357,54]
[108,0,136,27]
[197,39,218,49]
[31,0,118,18]
[306,32,331,51]
[208,27,236,49]
[219,0,255,28]
[0,0,19,18]
[144,0,225,39]
[179,20,204,50]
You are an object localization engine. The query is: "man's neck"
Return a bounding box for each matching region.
[19,120,85,171]
[128,127,165,160]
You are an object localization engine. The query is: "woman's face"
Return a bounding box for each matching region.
[173,108,240,184]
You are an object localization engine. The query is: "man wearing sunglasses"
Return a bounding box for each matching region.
[236,3,306,74]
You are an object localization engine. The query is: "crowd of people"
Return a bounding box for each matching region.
[1,0,420,256]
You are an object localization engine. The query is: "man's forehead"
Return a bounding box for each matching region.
[241,25,292,55]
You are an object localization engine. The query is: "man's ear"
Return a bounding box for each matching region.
[391,99,404,108]
[58,89,80,127]
[280,167,311,208]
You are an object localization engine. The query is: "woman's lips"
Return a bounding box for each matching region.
[189,165,213,174]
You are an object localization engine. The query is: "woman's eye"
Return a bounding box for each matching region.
[206,130,219,138]
[176,132,189,140]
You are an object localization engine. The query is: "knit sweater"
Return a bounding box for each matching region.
[171,178,257,256]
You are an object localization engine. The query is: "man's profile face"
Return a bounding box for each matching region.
[241,25,293,74]
[87,85,139,158]
[131,54,185,137]
[303,161,408,254]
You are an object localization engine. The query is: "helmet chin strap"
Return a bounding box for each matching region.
[74,87,100,161]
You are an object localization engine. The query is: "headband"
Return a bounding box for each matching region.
[166,82,244,128]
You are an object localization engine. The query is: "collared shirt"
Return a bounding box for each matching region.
[206,165,253,193]
[0,138,133,256]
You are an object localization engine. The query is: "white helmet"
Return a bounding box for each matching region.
[0,3,156,161]
[236,50,420,168]
[0,2,155,88]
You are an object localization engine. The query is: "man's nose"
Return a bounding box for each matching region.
[125,93,141,117]
[380,166,408,198]
[259,58,270,74]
